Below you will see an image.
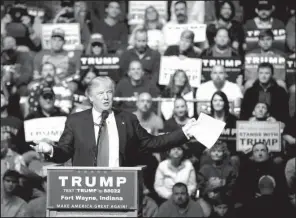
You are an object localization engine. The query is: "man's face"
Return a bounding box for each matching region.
[172,186,189,206]
[174,99,188,117]
[215,29,229,47]
[179,36,192,52]
[106,2,120,19]
[258,36,273,51]
[253,103,269,119]
[41,64,55,83]
[257,8,272,20]
[89,82,114,112]
[211,66,226,87]
[128,62,144,82]
[258,67,272,84]
[51,37,64,52]
[220,3,232,21]
[174,2,187,23]
[214,204,229,217]
[253,144,269,162]
[134,32,148,54]
[39,94,55,112]
[137,93,152,113]
[3,176,18,194]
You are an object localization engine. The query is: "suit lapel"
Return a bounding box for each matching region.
[83,109,96,149]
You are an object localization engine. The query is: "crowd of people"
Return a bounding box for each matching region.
[1,0,295,217]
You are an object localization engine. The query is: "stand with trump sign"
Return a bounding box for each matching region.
[46,166,145,217]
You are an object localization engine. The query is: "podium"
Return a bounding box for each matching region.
[45,166,145,217]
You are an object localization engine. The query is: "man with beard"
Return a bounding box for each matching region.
[1,170,28,217]
[119,28,161,85]
[206,0,245,54]
[0,91,26,154]
[156,182,204,217]
[244,0,285,32]
[195,65,242,114]
[27,62,73,115]
[1,36,34,96]
[201,27,240,58]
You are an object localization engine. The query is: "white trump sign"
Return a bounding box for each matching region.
[159,56,202,88]
[24,117,67,142]
[41,23,81,50]
[163,23,207,45]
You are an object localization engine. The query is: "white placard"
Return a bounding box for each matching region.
[189,113,226,149]
[24,117,67,142]
[128,1,168,25]
[163,23,206,45]
[41,23,81,50]
[159,56,202,88]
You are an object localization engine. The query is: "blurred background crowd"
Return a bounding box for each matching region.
[1,0,295,217]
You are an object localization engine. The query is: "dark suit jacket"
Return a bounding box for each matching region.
[50,109,188,166]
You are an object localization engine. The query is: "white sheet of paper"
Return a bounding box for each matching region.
[189,113,226,149]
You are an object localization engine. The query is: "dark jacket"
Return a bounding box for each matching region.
[49,109,188,166]
[240,79,289,123]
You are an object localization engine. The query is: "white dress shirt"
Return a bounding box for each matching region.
[92,109,120,167]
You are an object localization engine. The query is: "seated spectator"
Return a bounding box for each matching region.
[161,70,194,120]
[119,28,161,84]
[206,0,245,53]
[114,60,160,113]
[240,62,289,124]
[285,158,296,208]
[1,91,26,154]
[283,113,296,158]
[248,101,277,122]
[209,91,238,162]
[195,65,243,115]
[201,27,240,58]
[244,1,285,32]
[133,92,163,136]
[33,28,78,81]
[84,33,107,56]
[25,86,67,120]
[92,1,128,55]
[28,62,73,115]
[1,1,41,52]
[240,175,293,218]
[1,170,28,217]
[286,15,295,56]
[156,182,204,217]
[164,30,201,58]
[129,6,166,53]
[1,36,33,96]
[235,142,288,207]
[166,1,197,25]
[154,146,197,202]
[199,141,237,202]
[209,193,235,218]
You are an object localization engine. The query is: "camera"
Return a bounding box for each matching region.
[8,6,29,23]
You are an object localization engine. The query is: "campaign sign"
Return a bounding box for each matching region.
[24,117,67,142]
[286,58,296,87]
[201,57,242,82]
[236,121,281,152]
[80,56,120,82]
[163,23,207,45]
[47,168,137,210]
[245,29,286,52]
[244,54,286,81]
[41,23,81,50]
[219,128,237,141]
[159,56,202,88]
[128,1,168,25]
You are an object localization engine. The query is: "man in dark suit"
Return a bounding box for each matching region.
[31,76,198,166]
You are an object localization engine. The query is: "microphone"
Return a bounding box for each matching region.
[99,110,109,127]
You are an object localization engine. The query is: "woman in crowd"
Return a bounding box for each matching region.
[154,145,197,205]
[161,69,194,120]
[84,33,107,56]
[128,6,166,54]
